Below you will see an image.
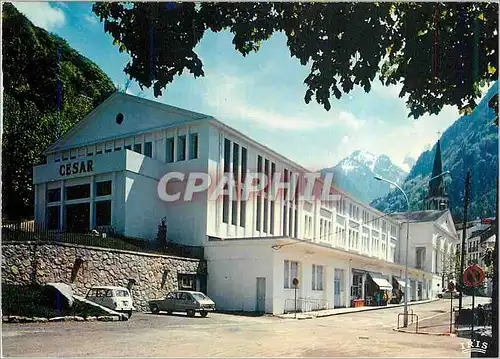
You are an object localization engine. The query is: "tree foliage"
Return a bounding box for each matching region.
[2,3,116,219]
[93,1,498,119]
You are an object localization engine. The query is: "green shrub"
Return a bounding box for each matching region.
[2,284,108,318]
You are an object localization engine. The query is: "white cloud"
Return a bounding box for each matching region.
[13,2,65,31]
[331,105,460,170]
[201,71,364,132]
[84,14,98,26]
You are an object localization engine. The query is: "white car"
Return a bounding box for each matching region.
[85,286,135,317]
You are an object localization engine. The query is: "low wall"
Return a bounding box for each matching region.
[2,242,207,312]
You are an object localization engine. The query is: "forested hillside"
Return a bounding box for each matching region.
[2,3,116,219]
[372,82,499,221]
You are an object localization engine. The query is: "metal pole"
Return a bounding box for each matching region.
[404,201,410,327]
[471,288,475,342]
[294,287,297,319]
[459,170,470,312]
[450,292,453,334]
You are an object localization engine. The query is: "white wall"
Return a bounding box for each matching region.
[123,150,209,246]
[205,240,274,313]
[49,93,209,152]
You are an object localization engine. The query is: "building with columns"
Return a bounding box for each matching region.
[33,92,452,314]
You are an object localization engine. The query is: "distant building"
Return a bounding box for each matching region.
[425,138,449,211]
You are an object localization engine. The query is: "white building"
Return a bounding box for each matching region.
[388,210,459,299]
[33,92,450,314]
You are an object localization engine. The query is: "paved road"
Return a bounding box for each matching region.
[2,296,489,357]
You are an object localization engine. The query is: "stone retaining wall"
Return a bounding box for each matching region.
[2,242,207,312]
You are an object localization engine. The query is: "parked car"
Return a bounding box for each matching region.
[148,290,215,317]
[85,286,135,317]
[438,290,460,299]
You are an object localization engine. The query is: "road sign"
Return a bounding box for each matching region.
[292,277,300,288]
[463,264,485,287]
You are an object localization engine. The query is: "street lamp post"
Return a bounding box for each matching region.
[374,176,410,327]
[374,170,450,328]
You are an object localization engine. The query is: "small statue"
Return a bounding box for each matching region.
[157,217,167,249]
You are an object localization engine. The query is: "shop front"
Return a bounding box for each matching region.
[364,272,393,306]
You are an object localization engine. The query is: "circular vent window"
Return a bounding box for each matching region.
[116,113,124,125]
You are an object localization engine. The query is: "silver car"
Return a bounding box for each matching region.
[438,290,460,299]
[148,290,216,317]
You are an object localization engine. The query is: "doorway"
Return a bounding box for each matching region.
[256,277,266,313]
[65,203,90,232]
[334,269,344,308]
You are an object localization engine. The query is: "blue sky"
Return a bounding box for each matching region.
[13,1,472,172]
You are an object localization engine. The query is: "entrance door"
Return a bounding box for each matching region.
[256,277,266,313]
[334,269,344,308]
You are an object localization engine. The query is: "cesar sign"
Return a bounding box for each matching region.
[59,160,94,177]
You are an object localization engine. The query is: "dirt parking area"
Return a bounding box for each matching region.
[2,299,484,357]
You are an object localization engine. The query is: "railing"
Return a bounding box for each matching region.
[1,220,204,260]
[397,312,419,332]
[284,297,331,314]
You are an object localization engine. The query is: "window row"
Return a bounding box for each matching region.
[55,133,199,163]
[47,181,111,203]
[46,199,111,231]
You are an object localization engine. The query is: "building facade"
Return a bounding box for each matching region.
[33,92,455,314]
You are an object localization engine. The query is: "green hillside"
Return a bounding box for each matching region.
[2,3,116,219]
[371,83,499,222]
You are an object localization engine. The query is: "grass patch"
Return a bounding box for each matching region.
[2,284,109,318]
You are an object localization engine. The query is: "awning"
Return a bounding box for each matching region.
[394,277,407,288]
[368,273,393,291]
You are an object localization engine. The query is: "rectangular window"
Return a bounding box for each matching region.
[96,150,103,155]
[284,260,290,289]
[47,188,61,203]
[270,200,275,235]
[222,196,229,224]
[284,260,299,289]
[231,200,237,226]
[283,205,288,236]
[288,206,293,238]
[65,184,90,200]
[312,264,324,291]
[284,169,289,201]
[177,135,186,161]
[96,181,112,197]
[124,145,132,151]
[114,147,121,151]
[241,147,247,184]
[189,133,198,159]
[256,198,262,231]
[224,139,231,173]
[95,200,112,226]
[166,138,174,163]
[240,200,246,227]
[263,198,268,233]
[46,206,60,230]
[62,152,69,161]
[105,149,112,153]
[133,143,142,154]
[233,143,239,182]
[144,141,153,158]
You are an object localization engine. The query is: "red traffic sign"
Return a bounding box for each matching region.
[463,264,485,287]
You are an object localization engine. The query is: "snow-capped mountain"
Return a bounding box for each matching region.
[321,150,408,203]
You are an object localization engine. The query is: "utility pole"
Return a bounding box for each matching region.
[458,170,471,312]
[487,175,498,357]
